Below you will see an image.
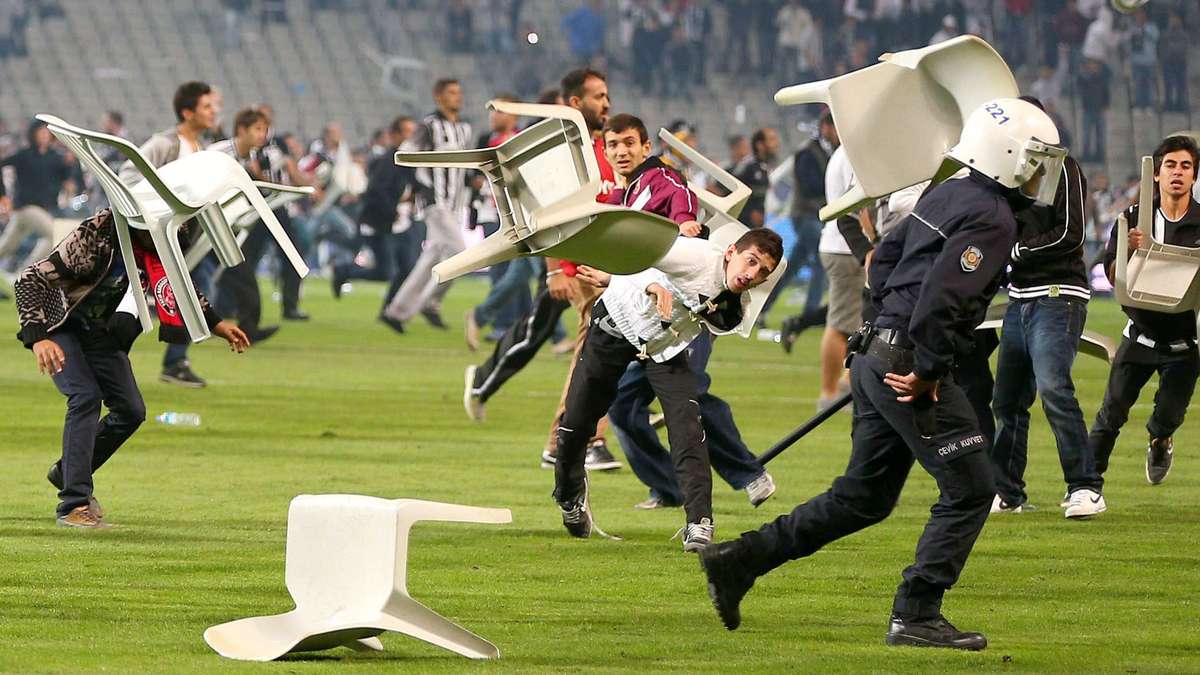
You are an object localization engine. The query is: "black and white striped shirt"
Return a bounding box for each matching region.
[404,111,472,212]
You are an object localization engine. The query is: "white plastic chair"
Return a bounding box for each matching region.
[204,495,512,662]
[184,183,315,270]
[394,101,681,282]
[773,36,1019,221]
[1115,155,1200,313]
[655,128,787,337]
[37,114,308,342]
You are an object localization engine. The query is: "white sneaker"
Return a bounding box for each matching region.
[1064,488,1106,519]
[1059,492,1070,508]
[680,517,715,552]
[744,472,776,507]
[463,365,485,422]
[540,448,557,468]
[989,494,1023,514]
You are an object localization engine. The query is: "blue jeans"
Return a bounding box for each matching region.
[476,221,532,331]
[609,332,764,503]
[163,255,217,368]
[761,215,826,318]
[989,297,1101,505]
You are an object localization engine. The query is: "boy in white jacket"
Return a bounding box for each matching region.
[554,228,782,551]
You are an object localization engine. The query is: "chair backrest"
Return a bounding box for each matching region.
[773,36,1018,221]
[37,114,144,221]
[284,495,399,613]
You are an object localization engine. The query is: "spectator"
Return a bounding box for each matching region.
[720,0,753,74]
[1054,0,1089,72]
[631,0,668,94]
[928,14,958,45]
[777,0,815,83]
[562,0,606,64]
[999,0,1033,70]
[753,0,780,76]
[447,0,473,53]
[222,0,250,48]
[1160,12,1188,112]
[0,120,74,278]
[1127,9,1159,110]
[732,127,779,228]
[1029,64,1065,111]
[1077,58,1111,163]
[1081,7,1120,68]
[676,0,712,86]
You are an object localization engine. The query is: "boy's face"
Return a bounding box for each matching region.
[605,128,651,178]
[1156,149,1197,199]
[238,120,268,149]
[723,244,777,293]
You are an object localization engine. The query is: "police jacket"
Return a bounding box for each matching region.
[1103,196,1200,343]
[868,171,1019,381]
[1008,156,1090,301]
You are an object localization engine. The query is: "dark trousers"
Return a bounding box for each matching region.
[471,283,569,402]
[761,215,826,318]
[554,321,713,524]
[476,220,533,332]
[740,352,995,620]
[382,221,425,314]
[1089,337,1200,480]
[991,298,1100,504]
[216,209,304,329]
[50,331,147,516]
[954,327,998,445]
[609,331,763,504]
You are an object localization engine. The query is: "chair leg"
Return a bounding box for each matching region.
[112,215,154,335]
[241,184,310,277]
[377,596,501,659]
[197,201,246,268]
[150,220,212,342]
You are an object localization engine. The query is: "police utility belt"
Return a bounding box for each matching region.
[847,322,914,373]
[1124,323,1197,355]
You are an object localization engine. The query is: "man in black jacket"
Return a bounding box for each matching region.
[700,98,1067,650]
[1090,135,1200,486]
[988,97,1103,518]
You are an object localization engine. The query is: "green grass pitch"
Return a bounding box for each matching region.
[1,277,1197,673]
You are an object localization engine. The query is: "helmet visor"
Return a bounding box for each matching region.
[1019,141,1068,206]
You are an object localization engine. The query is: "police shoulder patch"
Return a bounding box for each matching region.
[960,245,983,273]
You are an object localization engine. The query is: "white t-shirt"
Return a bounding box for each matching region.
[177,134,199,158]
[818,145,857,255]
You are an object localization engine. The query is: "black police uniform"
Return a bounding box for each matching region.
[1089,197,1200,478]
[712,171,1017,628]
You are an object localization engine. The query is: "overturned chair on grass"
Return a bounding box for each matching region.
[773,35,1019,221]
[204,494,512,662]
[37,114,309,343]
[394,100,681,282]
[1115,155,1200,314]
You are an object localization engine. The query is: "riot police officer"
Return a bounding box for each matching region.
[699,98,1068,650]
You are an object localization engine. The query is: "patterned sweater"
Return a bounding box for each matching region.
[13,209,220,348]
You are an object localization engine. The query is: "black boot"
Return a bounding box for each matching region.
[886,614,987,651]
[699,540,757,630]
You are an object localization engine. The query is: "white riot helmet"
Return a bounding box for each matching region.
[947,97,1066,206]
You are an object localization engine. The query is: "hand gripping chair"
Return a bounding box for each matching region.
[773,35,1019,221]
[204,495,512,661]
[655,128,788,337]
[1115,155,1200,314]
[394,101,681,282]
[36,114,308,342]
[184,183,315,270]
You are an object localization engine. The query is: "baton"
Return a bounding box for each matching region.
[758,392,853,465]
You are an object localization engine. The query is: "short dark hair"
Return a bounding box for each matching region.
[433,78,459,96]
[233,108,266,132]
[1153,135,1199,175]
[750,127,772,149]
[537,87,561,105]
[389,115,414,135]
[727,134,745,148]
[561,68,606,102]
[106,110,124,126]
[173,81,212,122]
[603,113,648,144]
[734,229,784,270]
[818,110,834,128]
